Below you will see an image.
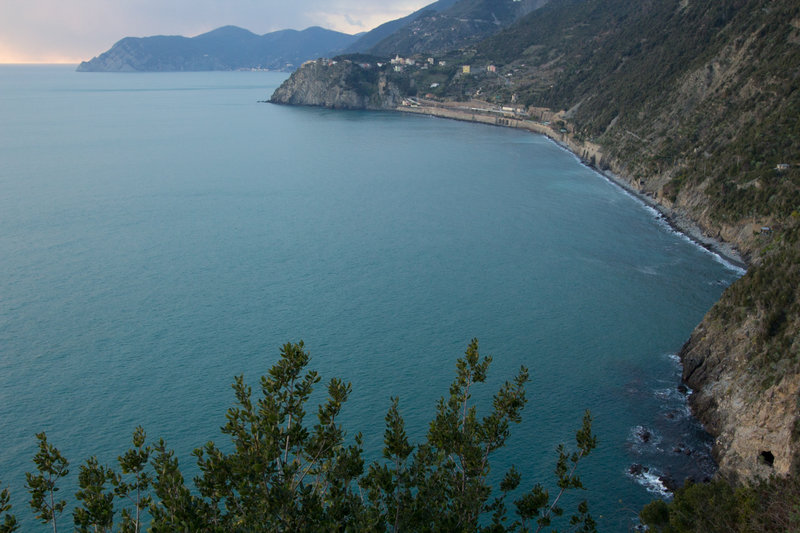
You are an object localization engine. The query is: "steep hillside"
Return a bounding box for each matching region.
[478,0,800,250]
[77,26,358,72]
[367,0,551,56]
[271,0,800,483]
[343,0,461,54]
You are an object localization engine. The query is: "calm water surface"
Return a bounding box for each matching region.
[0,65,742,530]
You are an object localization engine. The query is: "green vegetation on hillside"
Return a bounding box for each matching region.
[475,0,800,222]
[367,0,547,57]
[640,473,800,532]
[706,223,800,389]
[0,341,596,532]
[338,0,800,230]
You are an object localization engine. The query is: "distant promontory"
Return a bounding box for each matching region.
[76,26,358,72]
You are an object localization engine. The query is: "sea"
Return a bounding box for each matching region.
[0,65,743,531]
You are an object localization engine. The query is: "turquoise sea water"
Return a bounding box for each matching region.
[0,65,742,530]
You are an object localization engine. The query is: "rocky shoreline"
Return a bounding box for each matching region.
[391,100,800,482]
[395,101,747,271]
[391,100,799,482]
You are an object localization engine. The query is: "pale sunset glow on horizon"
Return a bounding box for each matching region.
[0,0,430,64]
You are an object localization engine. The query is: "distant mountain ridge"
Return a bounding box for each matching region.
[76,26,358,72]
[78,0,551,73]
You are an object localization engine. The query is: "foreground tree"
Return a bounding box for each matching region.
[0,479,19,532]
[184,340,366,531]
[6,340,596,531]
[361,339,596,532]
[25,432,69,533]
[158,339,597,531]
[114,426,152,533]
[73,457,116,532]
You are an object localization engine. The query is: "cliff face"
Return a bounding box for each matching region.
[681,313,800,480]
[682,227,800,479]
[269,60,403,110]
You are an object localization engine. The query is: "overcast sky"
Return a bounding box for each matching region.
[0,0,430,63]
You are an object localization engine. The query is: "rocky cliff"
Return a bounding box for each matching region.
[270,59,404,109]
[678,231,800,480]
[548,0,800,481]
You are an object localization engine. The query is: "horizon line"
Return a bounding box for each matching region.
[0,61,80,65]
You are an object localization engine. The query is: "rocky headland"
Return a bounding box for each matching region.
[270,59,403,109]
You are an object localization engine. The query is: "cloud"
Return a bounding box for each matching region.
[344,14,364,29]
[303,1,427,35]
[0,0,432,63]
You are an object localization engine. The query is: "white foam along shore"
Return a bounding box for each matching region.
[595,170,748,276]
[397,101,748,274]
[589,166,747,275]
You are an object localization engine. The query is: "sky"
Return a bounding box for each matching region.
[0,0,431,64]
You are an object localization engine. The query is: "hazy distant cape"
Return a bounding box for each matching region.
[76,26,358,72]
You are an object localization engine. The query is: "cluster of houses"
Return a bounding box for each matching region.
[390,55,443,72]
[388,55,498,75]
[306,55,501,78]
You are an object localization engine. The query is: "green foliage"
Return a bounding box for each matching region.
[366,0,534,57]
[472,0,800,224]
[25,432,69,532]
[641,480,756,532]
[344,64,381,100]
[186,340,364,530]
[707,225,800,387]
[114,426,152,533]
[2,340,596,532]
[640,473,800,533]
[359,338,535,531]
[73,457,116,532]
[0,480,19,533]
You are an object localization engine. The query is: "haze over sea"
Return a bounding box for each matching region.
[0,65,742,530]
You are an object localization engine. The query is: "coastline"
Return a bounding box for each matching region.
[396,102,748,272]
[589,166,747,274]
[394,98,754,486]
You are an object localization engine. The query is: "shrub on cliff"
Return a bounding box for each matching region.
[0,340,596,532]
[640,472,800,532]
